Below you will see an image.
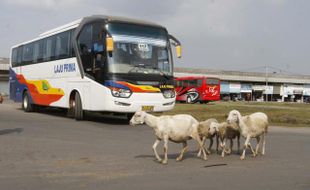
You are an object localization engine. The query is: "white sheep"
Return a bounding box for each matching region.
[227,110,268,160]
[129,111,208,164]
[215,122,240,157]
[197,118,219,157]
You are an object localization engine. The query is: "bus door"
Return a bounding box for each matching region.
[77,22,107,83]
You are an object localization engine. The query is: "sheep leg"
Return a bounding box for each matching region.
[248,141,256,157]
[226,138,233,155]
[207,137,213,155]
[152,139,162,162]
[162,136,169,164]
[176,141,188,161]
[216,134,219,153]
[262,133,266,155]
[194,134,208,160]
[255,136,262,156]
[221,138,227,157]
[237,135,241,154]
[197,136,206,157]
[241,135,251,160]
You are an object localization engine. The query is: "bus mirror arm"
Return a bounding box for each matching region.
[169,34,182,58]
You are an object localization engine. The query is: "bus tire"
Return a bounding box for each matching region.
[126,113,134,122]
[74,92,84,120]
[22,91,34,112]
[186,96,193,104]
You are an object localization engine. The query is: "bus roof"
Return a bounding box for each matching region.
[176,76,220,80]
[40,15,164,37]
[12,15,165,48]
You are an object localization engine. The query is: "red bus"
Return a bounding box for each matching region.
[175,76,220,103]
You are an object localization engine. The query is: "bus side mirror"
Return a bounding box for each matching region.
[169,34,182,59]
[176,45,182,58]
[106,37,114,52]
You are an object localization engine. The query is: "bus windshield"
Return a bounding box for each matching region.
[107,23,172,76]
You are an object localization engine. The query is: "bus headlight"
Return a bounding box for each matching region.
[111,88,132,98]
[162,89,175,99]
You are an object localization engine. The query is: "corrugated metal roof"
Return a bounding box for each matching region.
[175,67,310,84]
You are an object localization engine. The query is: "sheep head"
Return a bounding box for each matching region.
[227,110,241,124]
[129,111,147,126]
[209,122,219,135]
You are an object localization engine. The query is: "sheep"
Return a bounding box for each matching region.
[197,118,219,157]
[214,121,240,157]
[129,111,208,164]
[227,110,268,160]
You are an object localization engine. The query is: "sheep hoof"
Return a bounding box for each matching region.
[157,159,162,163]
[251,153,257,157]
[240,156,245,160]
[206,150,211,155]
[161,160,168,164]
[176,157,183,162]
[203,156,208,161]
[197,152,201,157]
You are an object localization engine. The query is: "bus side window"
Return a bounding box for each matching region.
[11,48,18,67]
[17,46,23,66]
[55,31,70,59]
[33,40,44,63]
[22,43,34,65]
[183,80,188,87]
[197,79,202,87]
[70,29,76,57]
[189,80,196,87]
[45,36,56,62]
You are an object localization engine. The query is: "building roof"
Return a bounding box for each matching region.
[174,67,310,84]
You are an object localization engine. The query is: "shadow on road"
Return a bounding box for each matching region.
[134,151,202,161]
[27,107,130,126]
[84,114,129,125]
[0,128,23,135]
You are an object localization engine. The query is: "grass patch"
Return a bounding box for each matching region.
[157,102,310,127]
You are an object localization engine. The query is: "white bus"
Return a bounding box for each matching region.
[9,15,182,120]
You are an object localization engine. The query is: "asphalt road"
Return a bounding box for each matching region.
[0,99,309,190]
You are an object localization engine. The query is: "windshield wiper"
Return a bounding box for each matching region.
[155,69,170,80]
[128,64,146,74]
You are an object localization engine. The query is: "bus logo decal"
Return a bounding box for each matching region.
[54,63,76,73]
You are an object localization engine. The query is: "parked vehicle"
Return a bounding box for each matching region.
[175,76,220,103]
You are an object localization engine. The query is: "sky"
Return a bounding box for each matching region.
[0,0,309,75]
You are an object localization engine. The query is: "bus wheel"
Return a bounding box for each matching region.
[186,96,193,104]
[126,113,134,122]
[22,91,34,112]
[74,92,84,120]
